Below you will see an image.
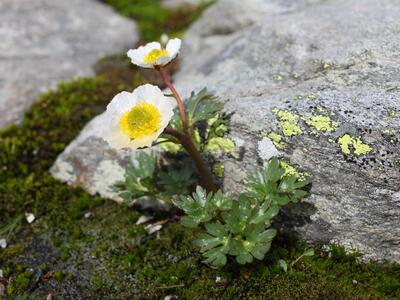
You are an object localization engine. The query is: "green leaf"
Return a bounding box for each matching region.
[184,88,223,126]
[222,211,243,234]
[290,190,308,201]
[203,247,228,268]
[209,190,233,211]
[194,233,225,252]
[232,195,252,220]
[113,151,157,202]
[265,158,285,182]
[158,164,195,196]
[258,229,277,243]
[180,216,199,228]
[192,186,210,208]
[303,248,315,257]
[250,242,271,260]
[236,253,253,264]
[205,222,227,238]
[230,239,247,256]
[279,175,297,192]
[270,193,291,205]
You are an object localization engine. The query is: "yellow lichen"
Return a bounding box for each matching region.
[280,161,310,181]
[305,115,337,132]
[338,134,372,156]
[267,132,286,149]
[272,108,303,137]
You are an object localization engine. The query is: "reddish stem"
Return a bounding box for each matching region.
[157,67,189,134]
[164,127,217,192]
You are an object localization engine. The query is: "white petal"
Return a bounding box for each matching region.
[129,132,159,148]
[0,239,7,249]
[166,38,181,58]
[133,84,165,103]
[25,213,35,224]
[103,125,132,149]
[106,91,136,115]
[156,56,173,66]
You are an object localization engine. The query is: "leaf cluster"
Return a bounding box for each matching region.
[162,88,225,149]
[245,158,310,205]
[114,152,195,202]
[173,158,310,268]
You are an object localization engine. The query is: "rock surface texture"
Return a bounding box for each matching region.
[172,0,400,262]
[52,0,400,262]
[0,0,138,128]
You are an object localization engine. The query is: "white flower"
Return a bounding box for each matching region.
[102,84,176,149]
[127,38,181,69]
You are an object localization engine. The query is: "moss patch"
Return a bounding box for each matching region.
[101,0,213,42]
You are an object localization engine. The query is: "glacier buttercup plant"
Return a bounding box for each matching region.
[102,37,311,268]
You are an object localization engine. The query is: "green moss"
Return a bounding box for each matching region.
[338,134,373,156]
[272,108,303,137]
[101,0,213,42]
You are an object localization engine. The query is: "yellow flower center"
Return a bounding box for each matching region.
[143,48,169,63]
[120,102,161,139]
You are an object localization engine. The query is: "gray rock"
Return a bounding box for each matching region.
[171,0,400,261]
[0,0,138,128]
[51,112,142,202]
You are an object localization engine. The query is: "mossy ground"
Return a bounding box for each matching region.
[1,1,399,299]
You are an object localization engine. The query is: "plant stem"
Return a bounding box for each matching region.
[157,67,189,134]
[164,127,217,192]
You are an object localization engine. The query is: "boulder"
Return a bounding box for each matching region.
[0,0,138,128]
[172,0,400,261]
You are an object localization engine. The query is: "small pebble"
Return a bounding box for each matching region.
[145,224,162,235]
[136,215,153,225]
[0,239,7,249]
[25,212,35,224]
[84,212,92,219]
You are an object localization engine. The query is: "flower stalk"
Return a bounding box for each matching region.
[164,128,217,192]
[157,67,189,133]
